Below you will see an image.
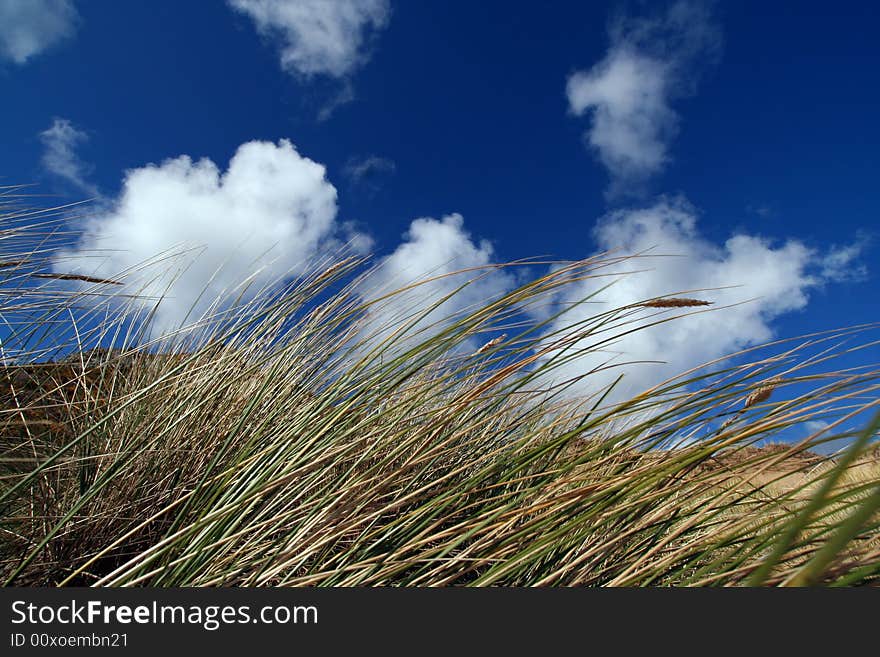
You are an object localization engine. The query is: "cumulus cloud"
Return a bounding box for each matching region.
[228,0,390,78]
[358,213,514,353]
[39,118,99,197]
[55,139,363,336]
[0,0,79,64]
[539,198,853,402]
[566,1,720,196]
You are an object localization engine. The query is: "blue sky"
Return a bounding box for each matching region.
[1,0,877,410]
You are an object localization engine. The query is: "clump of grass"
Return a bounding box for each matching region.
[0,195,879,587]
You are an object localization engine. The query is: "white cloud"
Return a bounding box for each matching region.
[0,0,78,64]
[344,154,395,192]
[228,0,390,78]
[803,420,856,455]
[316,79,357,121]
[566,1,720,196]
[819,240,869,283]
[567,50,672,184]
[357,213,514,354]
[345,155,395,182]
[39,118,99,197]
[804,420,830,435]
[55,139,363,336]
[539,198,851,402]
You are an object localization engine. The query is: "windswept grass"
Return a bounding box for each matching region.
[1,194,878,586]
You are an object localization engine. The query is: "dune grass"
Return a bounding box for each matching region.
[1,194,879,586]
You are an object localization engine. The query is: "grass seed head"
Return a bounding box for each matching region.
[745,377,782,408]
[475,333,507,354]
[639,298,713,308]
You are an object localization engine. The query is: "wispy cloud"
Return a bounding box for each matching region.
[39,118,100,197]
[316,79,357,122]
[819,239,870,283]
[343,154,396,193]
[804,420,831,435]
[0,0,79,64]
[746,203,775,219]
[566,1,720,197]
